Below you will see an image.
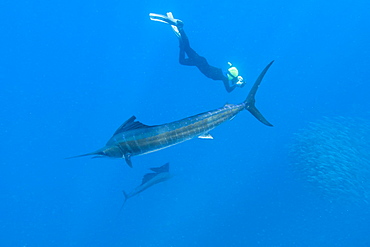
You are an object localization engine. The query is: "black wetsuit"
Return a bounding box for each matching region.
[178,28,237,93]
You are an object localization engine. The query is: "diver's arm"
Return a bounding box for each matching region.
[222,78,237,93]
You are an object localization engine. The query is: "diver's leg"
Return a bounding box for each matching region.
[179,47,195,65]
[178,29,219,78]
[177,27,199,65]
[178,28,200,60]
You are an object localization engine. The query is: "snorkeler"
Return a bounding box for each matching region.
[149,12,245,93]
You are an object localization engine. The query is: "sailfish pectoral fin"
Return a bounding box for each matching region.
[198,133,214,139]
[123,153,133,168]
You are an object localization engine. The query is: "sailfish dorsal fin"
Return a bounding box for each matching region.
[112,116,151,136]
[150,162,169,173]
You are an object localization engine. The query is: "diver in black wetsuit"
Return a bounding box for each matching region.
[150,12,244,93]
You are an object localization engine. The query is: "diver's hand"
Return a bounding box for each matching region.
[235,76,245,87]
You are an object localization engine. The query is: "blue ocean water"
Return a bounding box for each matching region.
[1,0,370,246]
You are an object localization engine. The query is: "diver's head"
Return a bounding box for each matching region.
[227,62,245,87]
[227,66,239,81]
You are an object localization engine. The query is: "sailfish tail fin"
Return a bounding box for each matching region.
[244,60,274,127]
[123,190,129,202]
[116,191,130,217]
[119,191,129,213]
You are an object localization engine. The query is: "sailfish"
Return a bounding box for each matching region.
[68,61,274,167]
[121,162,172,206]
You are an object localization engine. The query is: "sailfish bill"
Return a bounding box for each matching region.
[67,61,274,167]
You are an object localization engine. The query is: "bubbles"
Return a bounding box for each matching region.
[289,116,370,203]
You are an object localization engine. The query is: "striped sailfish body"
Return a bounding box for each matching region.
[104,103,245,159]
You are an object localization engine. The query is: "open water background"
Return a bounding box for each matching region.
[1,0,370,246]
